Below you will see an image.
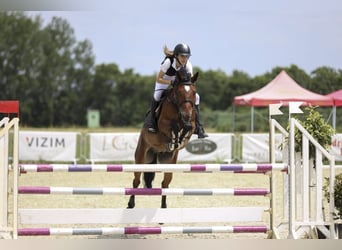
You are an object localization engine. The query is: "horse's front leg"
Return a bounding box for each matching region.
[178,127,191,148]
[127,172,142,209]
[161,172,173,208]
[166,124,180,151]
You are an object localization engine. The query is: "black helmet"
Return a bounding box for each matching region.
[173,43,191,56]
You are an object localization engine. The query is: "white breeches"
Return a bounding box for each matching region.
[153,82,200,105]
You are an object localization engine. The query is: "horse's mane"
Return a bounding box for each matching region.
[175,66,192,84]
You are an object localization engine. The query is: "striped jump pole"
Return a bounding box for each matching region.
[18,225,268,236]
[18,187,270,196]
[19,163,287,174]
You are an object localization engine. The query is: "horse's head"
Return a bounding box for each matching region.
[171,67,199,130]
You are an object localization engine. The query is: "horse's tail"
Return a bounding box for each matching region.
[143,172,155,188]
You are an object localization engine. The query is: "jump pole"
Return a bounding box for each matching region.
[18,225,268,236]
[19,163,287,173]
[18,187,270,196]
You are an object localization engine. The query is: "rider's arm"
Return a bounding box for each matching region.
[156,70,172,85]
[156,58,173,85]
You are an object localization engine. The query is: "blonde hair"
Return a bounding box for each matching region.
[163,45,174,57]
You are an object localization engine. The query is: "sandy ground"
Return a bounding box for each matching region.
[15,169,291,239]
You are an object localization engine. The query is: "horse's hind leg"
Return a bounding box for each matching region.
[127,172,142,209]
[143,172,155,188]
[161,172,173,208]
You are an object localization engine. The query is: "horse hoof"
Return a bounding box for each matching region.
[127,200,135,209]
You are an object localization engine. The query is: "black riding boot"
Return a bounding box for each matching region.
[148,99,159,133]
[194,105,208,138]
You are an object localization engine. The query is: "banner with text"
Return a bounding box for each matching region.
[89,133,140,162]
[88,133,233,162]
[19,131,77,161]
[178,133,233,162]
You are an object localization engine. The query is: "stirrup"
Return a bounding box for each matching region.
[148,127,157,133]
[148,121,158,133]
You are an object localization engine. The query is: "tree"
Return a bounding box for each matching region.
[89,63,121,126]
[0,12,45,125]
[310,66,342,94]
[0,12,95,126]
[56,39,95,125]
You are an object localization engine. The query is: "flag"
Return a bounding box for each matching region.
[289,102,303,114]
[269,103,283,116]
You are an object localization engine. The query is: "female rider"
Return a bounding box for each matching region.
[148,43,208,138]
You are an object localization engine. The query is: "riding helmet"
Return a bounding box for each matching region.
[173,43,191,56]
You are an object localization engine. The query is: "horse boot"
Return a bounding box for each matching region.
[194,105,208,139]
[148,99,160,133]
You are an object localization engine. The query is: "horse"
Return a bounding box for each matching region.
[127,67,198,209]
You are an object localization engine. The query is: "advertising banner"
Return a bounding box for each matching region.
[89,133,233,162]
[19,131,77,162]
[178,133,233,162]
[89,133,140,162]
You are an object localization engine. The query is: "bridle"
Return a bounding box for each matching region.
[170,81,195,107]
[168,81,196,126]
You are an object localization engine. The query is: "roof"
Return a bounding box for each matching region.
[233,70,334,107]
[326,89,342,106]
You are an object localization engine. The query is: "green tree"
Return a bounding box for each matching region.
[0,12,45,124]
[89,63,121,126]
[56,39,95,126]
[0,12,95,126]
[310,66,342,94]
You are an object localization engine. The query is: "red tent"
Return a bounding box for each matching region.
[233,70,333,132]
[234,70,334,107]
[326,89,342,130]
[326,89,342,107]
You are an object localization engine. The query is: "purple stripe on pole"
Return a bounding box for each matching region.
[233,226,267,233]
[256,164,272,172]
[124,227,162,234]
[18,186,51,194]
[107,165,123,172]
[125,188,162,195]
[68,165,92,172]
[190,164,206,171]
[18,228,51,236]
[220,164,243,172]
[37,165,53,172]
[234,188,268,196]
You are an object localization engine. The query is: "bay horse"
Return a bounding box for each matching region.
[127,66,198,209]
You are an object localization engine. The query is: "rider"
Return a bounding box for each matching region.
[148,43,208,138]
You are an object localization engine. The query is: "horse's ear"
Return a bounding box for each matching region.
[191,72,199,83]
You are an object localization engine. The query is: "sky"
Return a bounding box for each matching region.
[23,0,342,77]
